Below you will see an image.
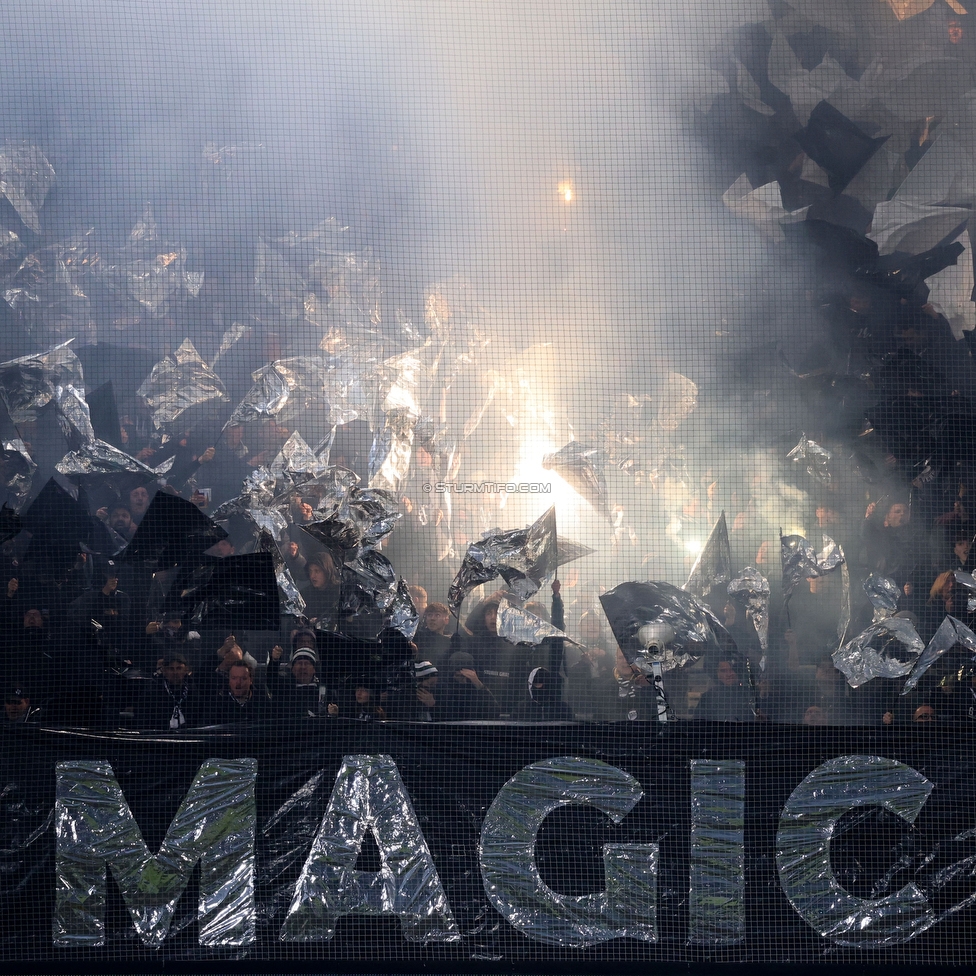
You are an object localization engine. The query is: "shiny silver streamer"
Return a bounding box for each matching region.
[776,756,935,947]
[787,433,832,485]
[0,143,56,233]
[727,567,770,651]
[902,615,976,695]
[280,754,458,943]
[137,339,229,431]
[497,596,580,647]
[864,574,900,618]
[54,758,257,948]
[479,756,657,948]
[689,761,745,945]
[54,382,95,444]
[833,616,924,688]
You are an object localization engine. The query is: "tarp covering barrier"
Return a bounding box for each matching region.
[2,722,976,965]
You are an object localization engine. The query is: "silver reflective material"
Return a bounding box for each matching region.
[657,371,698,431]
[685,512,733,600]
[689,761,744,945]
[210,323,251,368]
[902,615,976,694]
[57,439,170,479]
[0,143,56,233]
[448,507,557,611]
[787,433,832,484]
[0,437,35,503]
[541,441,611,521]
[600,580,740,675]
[0,341,84,425]
[497,596,579,646]
[269,431,329,485]
[781,532,844,600]
[227,356,359,429]
[833,616,924,688]
[281,754,458,943]
[137,339,229,432]
[54,758,257,948]
[776,756,934,947]
[386,577,420,639]
[480,756,657,947]
[727,566,770,650]
[864,574,900,618]
[256,528,306,618]
[54,382,95,444]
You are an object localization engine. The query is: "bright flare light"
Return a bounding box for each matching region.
[685,538,703,556]
[557,180,574,204]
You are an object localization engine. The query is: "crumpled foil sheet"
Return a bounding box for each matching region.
[448,507,557,611]
[479,756,657,947]
[0,143,56,233]
[497,596,579,647]
[600,580,741,675]
[902,614,976,695]
[137,339,229,431]
[863,574,901,617]
[787,433,832,485]
[0,341,85,425]
[833,616,924,688]
[727,567,770,651]
[541,441,611,521]
[54,758,257,948]
[279,755,458,942]
[776,756,934,947]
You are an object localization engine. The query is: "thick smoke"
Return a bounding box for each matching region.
[0,0,970,670]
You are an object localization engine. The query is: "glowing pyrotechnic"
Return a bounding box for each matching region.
[557,180,574,204]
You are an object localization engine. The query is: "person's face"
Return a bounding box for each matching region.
[579,616,602,642]
[355,686,371,704]
[484,606,498,634]
[914,705,935,723]
[110,508,133,534]
[717,661,738,686]
[420,675,438,690]
[424,608,449,634]
[228,664,252,700]
[4,697,28,721]
[286,541,300,558]
[308,564,327,588]
[292,658,315,684]
[885,504,909,528]
[23,609,43,629]
[129,487,151,515]
[956,540,971,563]
[103,575,119,594]
[161,660,188,688]
[162,616,182,636]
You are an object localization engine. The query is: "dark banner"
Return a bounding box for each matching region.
[2,722,976,968]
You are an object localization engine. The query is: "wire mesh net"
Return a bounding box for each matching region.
[0,0,975,968]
